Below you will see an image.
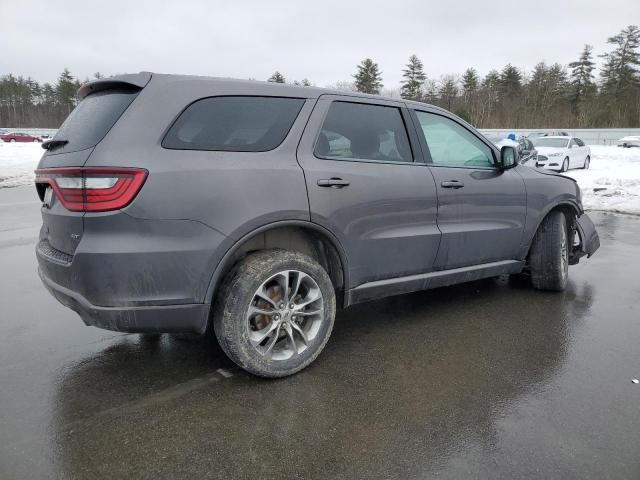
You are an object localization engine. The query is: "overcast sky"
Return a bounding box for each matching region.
[2,0,638,88]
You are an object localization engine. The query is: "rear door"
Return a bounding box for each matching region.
[410,108,526,269]
[297,95,441,288]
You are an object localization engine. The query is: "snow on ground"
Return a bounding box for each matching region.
[0,142,639,215]
[0,142,43,188]
[563,145,640,215]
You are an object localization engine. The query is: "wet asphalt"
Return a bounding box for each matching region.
[1,185,639,479]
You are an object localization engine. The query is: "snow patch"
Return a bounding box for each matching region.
[562,145,640,215]
[0,143,43,188]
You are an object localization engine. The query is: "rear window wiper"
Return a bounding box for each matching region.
[42,139,69,150]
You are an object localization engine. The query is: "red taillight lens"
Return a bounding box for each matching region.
[34,168,147,212]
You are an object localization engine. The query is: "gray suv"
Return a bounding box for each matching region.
[35,73,600,377]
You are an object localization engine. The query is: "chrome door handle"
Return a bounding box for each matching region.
[440,180,464,189]
[317,178,350,188]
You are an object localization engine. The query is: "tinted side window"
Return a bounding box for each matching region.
[315,101,412,162]
[414,111,493,168]
[53,89,140,153]
[163,96,305,151]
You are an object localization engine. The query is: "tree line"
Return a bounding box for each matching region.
[1,25,638,129]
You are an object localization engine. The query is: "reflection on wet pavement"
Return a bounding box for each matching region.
[0,187,639,479]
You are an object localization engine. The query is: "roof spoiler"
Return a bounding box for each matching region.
[77,72,152,99]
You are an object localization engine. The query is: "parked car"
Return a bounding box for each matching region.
[532,136,590,171]
[35,73,600,377]
[617,135,640,148]
[484,134,519,150]
[1,131,42,142]
[528,131,569,138]
[517,136,538,164]
[484,134,537,165]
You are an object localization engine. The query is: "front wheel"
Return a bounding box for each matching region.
[213,250,336,378]
[529,211,569,291]
[583,156,590,169]
[561,157,569,172]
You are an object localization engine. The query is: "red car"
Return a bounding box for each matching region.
[1,132,42,142]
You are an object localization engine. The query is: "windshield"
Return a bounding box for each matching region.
[52,88,139,153]
[533,137,569,148]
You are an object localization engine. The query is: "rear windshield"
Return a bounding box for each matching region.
[162,96,305,152]
[52,88,139,153]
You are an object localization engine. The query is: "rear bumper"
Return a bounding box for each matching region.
[35,213,228,334]
[570,213,600,264]
[39,267,209,334]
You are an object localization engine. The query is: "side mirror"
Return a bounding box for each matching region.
[499,146,518,169]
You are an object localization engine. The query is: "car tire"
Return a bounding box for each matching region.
[213,249,336,378]
[529,211,569,292]
[561,158,569,172]
[10,139,15,143]
[583,156,590,169]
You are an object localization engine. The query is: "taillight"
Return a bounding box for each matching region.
[34,168,147,212]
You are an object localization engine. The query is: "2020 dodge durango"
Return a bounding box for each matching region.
[35,73,600,377]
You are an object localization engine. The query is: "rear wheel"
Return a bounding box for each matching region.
[561,157,569,172]
[583,156,590,169]
[529,211,569,291]
[213,249,336,378]
[10,139,15,143]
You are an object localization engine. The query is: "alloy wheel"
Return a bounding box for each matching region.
[246,270,324,361]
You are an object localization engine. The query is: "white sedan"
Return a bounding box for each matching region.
[617,136,640,148]
[532,136,591,172]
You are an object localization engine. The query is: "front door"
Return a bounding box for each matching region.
[411,109,526,270]
[297,96,441,288]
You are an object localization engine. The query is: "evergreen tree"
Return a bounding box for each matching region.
[268,71,286,83]
[498,64,523,101]
[301,78,312,87]
[56,68,78,116]
[461,68,479,98]
[400,54,426,100]
[438,76,458,111]
[458,68,480,124]
[599,25,640,125]
[353,58,383,95]
[600,25,640,94]
[569,44,596,102]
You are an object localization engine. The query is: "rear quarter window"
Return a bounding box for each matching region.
[53,88,139,153]
[162,96,305,152]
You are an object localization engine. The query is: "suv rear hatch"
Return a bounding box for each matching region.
[35,73,151,256]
